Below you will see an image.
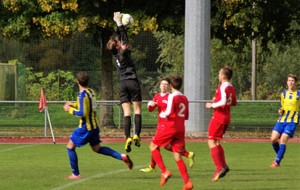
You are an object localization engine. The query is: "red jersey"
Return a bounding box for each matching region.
[152,91,188,152]
[148,93,169,126]
[161,91,189,132]
[212,82,237,125]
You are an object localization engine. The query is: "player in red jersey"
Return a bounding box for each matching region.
[206,66,237,182]
[140,78,195,173]
[149,76,193,190]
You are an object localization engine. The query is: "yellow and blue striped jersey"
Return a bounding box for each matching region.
[278,90,300,123]
[68,88,98,130]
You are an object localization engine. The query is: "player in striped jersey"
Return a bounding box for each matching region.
[270,74,300,167]
[64,71,133,179]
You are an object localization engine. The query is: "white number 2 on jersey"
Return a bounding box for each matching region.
[178,103,186,118]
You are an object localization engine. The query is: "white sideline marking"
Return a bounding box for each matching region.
[0,145,35,153]
[51,165,145,190]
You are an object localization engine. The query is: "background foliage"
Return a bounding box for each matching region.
[0,0,299,102]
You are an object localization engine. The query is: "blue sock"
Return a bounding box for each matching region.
[67,148,79,175]
[272,142,279,153]
[98,146,122,160]
[276,144,286,165]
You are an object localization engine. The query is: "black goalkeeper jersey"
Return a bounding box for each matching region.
[112,25,138,81]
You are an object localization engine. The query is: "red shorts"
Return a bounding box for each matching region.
[156,122,166,131]
[208,119,228,140]
[152,125,186,154]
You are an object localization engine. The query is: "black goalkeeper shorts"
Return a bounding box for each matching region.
[119,79,142,104]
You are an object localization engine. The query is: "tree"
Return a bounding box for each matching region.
[0,0,183,127]
[211,0,299,99]
[258,41,300,99]
[25,67,76,100]
[153,31,184,76]
[211,0,299,49]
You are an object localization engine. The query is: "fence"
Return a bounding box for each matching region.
[0,100,282,138]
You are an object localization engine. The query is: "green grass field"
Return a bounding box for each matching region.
[0,101,280,128]
[0,142,299,190]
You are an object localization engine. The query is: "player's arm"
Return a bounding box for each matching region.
[278,92,284,115]
[211,85,227,108]
[113,12,129,49]
[118,25,129,48]
[297,90,300,110]
[148,101,157,112]
[148,95,158,112]
[71,102,77,108]
[69,93,88,117]
[64,100,77,112]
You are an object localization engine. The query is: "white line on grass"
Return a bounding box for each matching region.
[50,165,145,190]
[0,145,35,153]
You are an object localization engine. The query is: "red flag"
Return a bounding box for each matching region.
[38,88,47,112]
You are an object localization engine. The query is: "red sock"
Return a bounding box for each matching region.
[217,145,227,168]
[150,156,156,168]
[151,148,166,173]
[176,159,190,183]
[210,146,222,171]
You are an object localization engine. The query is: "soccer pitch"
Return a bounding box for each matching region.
[0,142,299,190]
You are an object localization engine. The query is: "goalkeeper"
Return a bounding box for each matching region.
[106,12,142,153]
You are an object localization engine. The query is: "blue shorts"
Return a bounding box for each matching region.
[273,122,297,138]
[70,127,101,147]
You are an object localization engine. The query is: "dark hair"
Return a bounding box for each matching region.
[161,77,171,84]
[170,76,183,90]
[287,74,298,82]
[76,71,89,87]
[221,66,233,80]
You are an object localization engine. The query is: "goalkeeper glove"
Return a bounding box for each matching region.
[113,12,123,26]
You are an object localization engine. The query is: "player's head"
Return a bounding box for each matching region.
[159,77,171,93]
[76,71,89,87]
[106,34,122,51]
[287,74,297,90]
[170,76,183,90]
[219,66,233,81]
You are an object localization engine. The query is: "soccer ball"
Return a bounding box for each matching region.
[122,14,134,26]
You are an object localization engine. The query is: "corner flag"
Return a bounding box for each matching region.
[38,88,47,112]
[38,87,56,144]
